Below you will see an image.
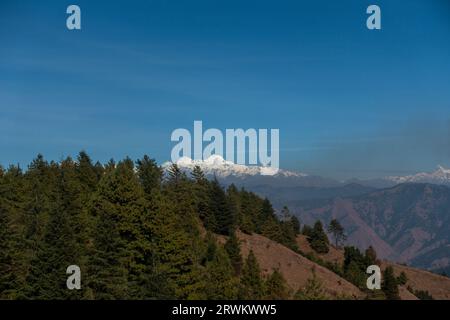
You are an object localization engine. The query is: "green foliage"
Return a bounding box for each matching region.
[136,155,162,197]
[294,269,328,300]
[301,225,313,237]
[290,215,301,235]
[382,266,400,300]
[408,287,434,300]
[397,271,408,286]
[224,232,243,276]
[25,158,84,299]
[0,152,295,300]
[239,251,264,299]
[203,240,238,299]
[308,221,330,254]
[264,269,290,299]
[365,246,378,265]
[327,219,346,248]
[342,246,375,289]
[209,178,234,235]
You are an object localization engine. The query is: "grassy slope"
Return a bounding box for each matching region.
[296,234,450,300]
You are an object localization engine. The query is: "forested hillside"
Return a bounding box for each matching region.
[0,152,300,299]
[1,152,447,300]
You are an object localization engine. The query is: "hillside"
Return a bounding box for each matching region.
[293,183,450,272]
[296,235,450,300]
[219,231,364,299]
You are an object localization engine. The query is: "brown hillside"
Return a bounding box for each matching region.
[296,235,450,300]
[224,231,364,299]
[380,261,450,300]
[296,234,344,265]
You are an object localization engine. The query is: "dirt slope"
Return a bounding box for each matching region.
[233,231,364,299]
[296,234,450,300]
[296,234,344,265]
[380,261,450,300]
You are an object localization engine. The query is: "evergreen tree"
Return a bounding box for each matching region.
[203,240,238,299]
[397,271,408,286]
[209,178,234,235]
[301,225,313,237]
[191,166,216,230]
[308,221,329,254]
[88,159,151,299]
[261,218,283,243]
[224,232,243,276]
[290,216,301,235]
[0,165,25,299]
[258,198,276,232]
[327,219,346,248]
[364,246,378,265]
[25,158,84,299]
[136,155,162,197]
[166,163,186,186]
[264,269,290,299]
[0,186,20,299]
[344,260,366,288]
[76,151,101,197]
[343,246,367,288]
[148,189,203,299]
[239,250,264,299]
[23,154,58,247]
[382,266,400,300]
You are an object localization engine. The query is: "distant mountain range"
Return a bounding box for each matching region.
[163,156,450,188]
[163,156,450,272]
[295,184,450,272]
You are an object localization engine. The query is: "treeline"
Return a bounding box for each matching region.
[0,152,301,300]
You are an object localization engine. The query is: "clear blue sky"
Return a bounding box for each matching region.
[1,0,449,179]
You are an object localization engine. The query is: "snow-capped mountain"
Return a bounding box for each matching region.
[386,165,450,186]
[162,155,343,188]
[162,155,305,178]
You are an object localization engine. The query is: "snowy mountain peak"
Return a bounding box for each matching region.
[162,155,306,178]
[387,165,450,185]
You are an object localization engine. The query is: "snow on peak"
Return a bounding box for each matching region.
[387,165,450,185]
[162,155,306,178]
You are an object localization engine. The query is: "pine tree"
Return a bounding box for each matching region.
[88,159,151,299]
[290,215,301,235]
[76,151,101,196]
[191,166,216,230]
[301,225,313,237]
[224,232,243,276]
[344,260,366,288]
[0,186,20,299]
[327,219,346,248]
[309,221,329,254]
[209,178,234,235]
[258,198,276,232]
[261,218,283,243]
[382,266,400,300]
[203,240,238,299]
[0,165,25,299]
[264,269,290,299]
[239,250,264,299]
[365,246,378,265]
[343,246,367,288]
[25,158,84,299]
[136,155,162,197]
[397,271,408,286]
[226,184,241,227]
[148,189,202,299]
[23,154,58,246]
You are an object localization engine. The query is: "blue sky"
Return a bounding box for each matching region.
[1,0,450,179]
